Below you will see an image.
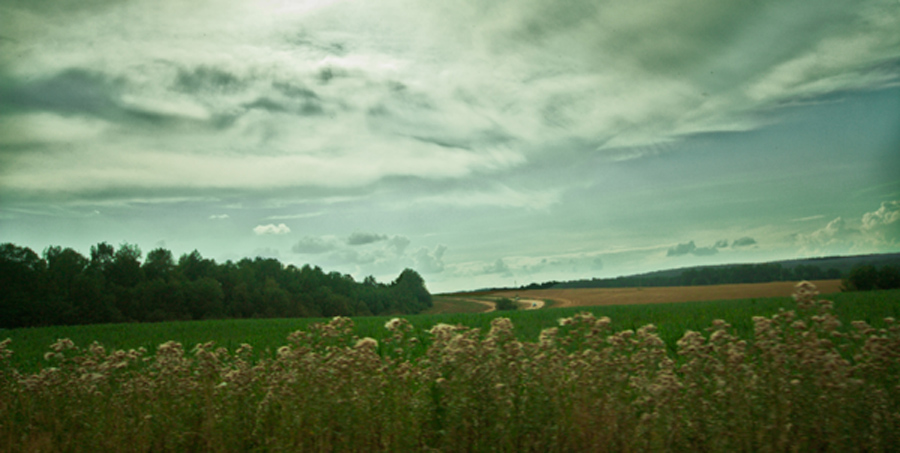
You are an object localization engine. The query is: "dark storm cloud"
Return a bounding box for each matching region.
[0,67,225,129]
[238,81,328,116]
[666,240,719,257]
[243,97,324,116]
[692,245,719,256]
[732,236,757,247]
[174,65,244,93]
[0,68,121,117]
[272,81,320,101]
[666,241,697,257]
[347,232,388,246]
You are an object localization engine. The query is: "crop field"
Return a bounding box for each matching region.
[488,279,845,307]
[1,285,897,373]
[1,283,899,451]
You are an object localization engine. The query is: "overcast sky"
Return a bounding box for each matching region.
[1,0,899,293]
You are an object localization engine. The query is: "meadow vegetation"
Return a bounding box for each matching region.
[1,282,899,451]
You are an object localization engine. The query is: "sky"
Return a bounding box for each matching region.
[1,0,899,293]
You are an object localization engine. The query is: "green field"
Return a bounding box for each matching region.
[2,286,899,451]
[2,288,898,373]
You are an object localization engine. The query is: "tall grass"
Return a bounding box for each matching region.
[1,283,899,451]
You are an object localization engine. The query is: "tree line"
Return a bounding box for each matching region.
[521,261,900,292]
[841,265,900,292]
[0,242,432,329]
[539,263,842,290]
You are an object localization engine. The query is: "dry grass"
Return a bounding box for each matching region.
[490,279,843,308]
[1,281,897,452]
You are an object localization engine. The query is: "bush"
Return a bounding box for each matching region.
[494,297,518,311]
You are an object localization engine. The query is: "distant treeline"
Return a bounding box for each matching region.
[842,265,900,292]
[0,242,432,329]
[520,261,900,291]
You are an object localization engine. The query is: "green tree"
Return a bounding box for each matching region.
[0,243,46,328]
[391,268,432,313]
[43,246,89,324]
[842,265,879,291]
[143,247,175,281]
[876,266,900,290]
[185,277,225,319]
[89,242,115,274]
[178,250,216,281]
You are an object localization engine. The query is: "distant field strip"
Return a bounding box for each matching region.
[489,279,843,307]
[427,296,494,314]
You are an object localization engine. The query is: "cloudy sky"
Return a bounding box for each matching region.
[1,0,899,293]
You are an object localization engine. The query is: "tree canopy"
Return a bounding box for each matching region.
[0,242,432,329]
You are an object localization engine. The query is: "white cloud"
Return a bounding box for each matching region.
[253,223,291,235]
[414,245,447,274]
[795,217,857,255]
[265,212,323,220]
[794,200,900,255]
[482,258,512,277]
[861,200,900,246]
[410,184,561,210]
[386,236,411,255]
[209,214,230,220]
[791,215,826,223]
[0,113,107,145]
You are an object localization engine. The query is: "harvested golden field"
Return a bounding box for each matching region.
[489,279,843,307]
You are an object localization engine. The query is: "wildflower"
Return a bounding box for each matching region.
[539,327,558,345]
[385,318,403,330]
[428,323,456,335]
[0,341,12,361]
[50,338,75,352]
[355,337,378,350]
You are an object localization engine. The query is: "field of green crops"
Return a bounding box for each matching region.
[2,284,899,451]
[2,288,898,373]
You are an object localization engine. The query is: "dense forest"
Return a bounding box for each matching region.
[0,242,432,329]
